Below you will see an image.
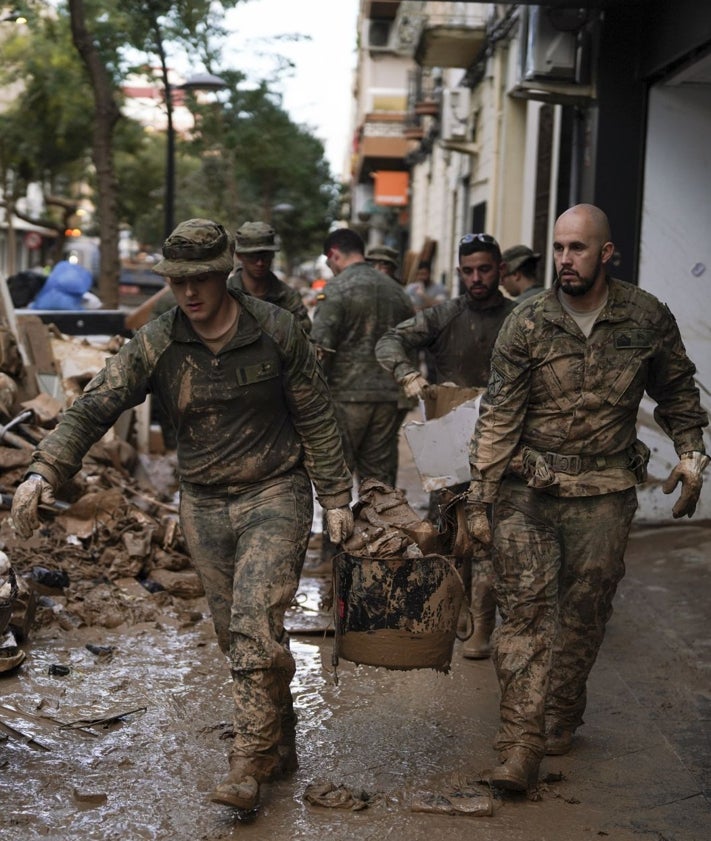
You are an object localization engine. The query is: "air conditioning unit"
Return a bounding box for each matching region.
[511,6,598,105]
[522,6,577,82]
[368,19,393,52]
[440,88,469,141]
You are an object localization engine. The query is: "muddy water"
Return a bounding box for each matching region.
[2,439,710,841]
[0,609,496,841]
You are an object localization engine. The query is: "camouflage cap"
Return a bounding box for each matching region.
[365,245,399,266]
[502,244,541,274]
[235,221,279,253]
[153,218,234,277]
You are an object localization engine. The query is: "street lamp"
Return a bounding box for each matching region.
[164,72,227,240]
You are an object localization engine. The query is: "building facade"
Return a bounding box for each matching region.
[350,0,711,518]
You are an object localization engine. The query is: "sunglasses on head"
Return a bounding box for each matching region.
[459,233,498,246]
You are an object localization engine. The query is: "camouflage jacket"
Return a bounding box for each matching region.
[311,261,414,402]
[28,290,351,509]
[469,278,708,501]
[228,268,312,334]
[375,290,516,388]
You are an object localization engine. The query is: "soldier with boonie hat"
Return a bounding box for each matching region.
[500,244,543,303]
[365,244,401,283]
[230,221,311,333]
[12,217,353,816]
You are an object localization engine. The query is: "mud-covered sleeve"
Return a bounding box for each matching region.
[375,306,447,382]
[310,285,344,352]
[468,314,532,502]
[646,303,708,454]
[281,321,352,508]
[285,289,313,335]
[26,337,154,489]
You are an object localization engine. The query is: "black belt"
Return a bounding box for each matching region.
[543,450,631,475]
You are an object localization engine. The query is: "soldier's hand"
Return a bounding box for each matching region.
[662,451,709,518]
[325,506,355,544]
[464,500,492,546]
[400,372,429,400]
[10,474,56,539]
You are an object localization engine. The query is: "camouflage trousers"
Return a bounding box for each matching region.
[179,468,312,777]
[320,401,407,564]
[491,479,638,757]
[332,401,406,488]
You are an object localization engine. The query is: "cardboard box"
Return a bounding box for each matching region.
[423,384,485,420]
[403,396,482,491]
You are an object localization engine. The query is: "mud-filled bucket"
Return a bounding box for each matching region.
[333,553,465,673]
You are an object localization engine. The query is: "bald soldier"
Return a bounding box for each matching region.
[465,204,709,792]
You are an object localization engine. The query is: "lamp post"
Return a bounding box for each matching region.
[164,71,227,240]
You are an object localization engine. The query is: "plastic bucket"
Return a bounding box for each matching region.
[333,553,465,673]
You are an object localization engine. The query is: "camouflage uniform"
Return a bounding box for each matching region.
[228,267,312,335]
[375,289,515,388]
[26,288,352,781]
[468,278,708,758]
[311,261,414,487]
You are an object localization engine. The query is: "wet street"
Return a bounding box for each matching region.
[1,434,710,841]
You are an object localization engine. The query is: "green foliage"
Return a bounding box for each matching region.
[183,72,339,266]
[1,1,339,270]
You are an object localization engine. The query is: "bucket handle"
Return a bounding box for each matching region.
[439,555,474,642]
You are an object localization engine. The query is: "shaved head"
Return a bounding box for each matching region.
[556,204,612,244]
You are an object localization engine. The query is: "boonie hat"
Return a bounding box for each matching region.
[366,245,399,266]
[153,218,234,277]
[235,221,279,253]
[502,244,541,274]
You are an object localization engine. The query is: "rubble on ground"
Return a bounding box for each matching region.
[0,315,201,656]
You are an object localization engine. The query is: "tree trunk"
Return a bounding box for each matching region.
[68,0,122,309]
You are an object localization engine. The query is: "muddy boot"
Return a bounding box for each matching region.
[461,581,496,659]
[211,759,261,811]
[489,746,540,792]
[276,687,299,778]
[545,725,575,756]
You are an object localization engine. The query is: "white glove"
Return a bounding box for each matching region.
[662,451,709,519]
[10,474,56,539]
[464,500,492,547]
[325,506,354,544]
[400,372,429,400]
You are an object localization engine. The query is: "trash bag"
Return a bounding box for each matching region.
[31,260,92,310]
[6,270,47,308]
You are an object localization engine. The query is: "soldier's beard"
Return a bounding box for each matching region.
[557,254,602,297]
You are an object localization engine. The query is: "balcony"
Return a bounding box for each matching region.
[352,114,412,183]
[393,1,488,68]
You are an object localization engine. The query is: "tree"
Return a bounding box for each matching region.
[184,75,339,270]
[0,11,95,269]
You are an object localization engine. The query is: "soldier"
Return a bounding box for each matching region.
[365,244,402,283]
[466,204,709,792]
[376,233,516,660]
[232,221,312,334]
[500,244,544,303]
[311,229,414,563]
[10,218,354,814]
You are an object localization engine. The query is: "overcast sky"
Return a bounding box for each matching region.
[223,0,360,177]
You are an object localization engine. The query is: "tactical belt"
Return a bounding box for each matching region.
[543,450,631,475]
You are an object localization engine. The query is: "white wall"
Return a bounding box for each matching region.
[636,82,711,521]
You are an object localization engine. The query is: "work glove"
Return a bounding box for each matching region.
[464,500,492,547]
[662,451,710,519]
[325,506,355,544]
[10,473,56,539]
[400,372,429,400]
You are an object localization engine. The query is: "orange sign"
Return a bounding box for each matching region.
[373,171,409,207]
